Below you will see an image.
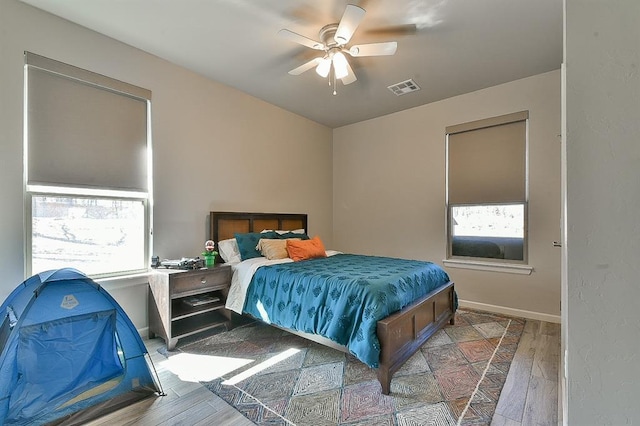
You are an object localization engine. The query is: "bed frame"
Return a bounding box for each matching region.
[210,211,456,395]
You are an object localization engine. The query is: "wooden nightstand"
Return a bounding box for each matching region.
[148,264,233,349]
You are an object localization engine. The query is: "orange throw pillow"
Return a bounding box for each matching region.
[286,236,327,262]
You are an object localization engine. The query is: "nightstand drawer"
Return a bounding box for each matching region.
[171,268,231,296]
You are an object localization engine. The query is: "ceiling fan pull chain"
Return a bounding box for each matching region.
[332,68,337,96]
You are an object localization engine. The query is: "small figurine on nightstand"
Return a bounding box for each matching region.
[202,240,218,268]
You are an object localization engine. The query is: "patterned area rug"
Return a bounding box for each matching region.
[164,309,525,425]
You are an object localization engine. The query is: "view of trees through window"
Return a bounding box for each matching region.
[452,204,524,238]
[31,196,145,275]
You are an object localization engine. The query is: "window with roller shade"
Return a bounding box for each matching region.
[446,111,528,263]
[24,52,152,277]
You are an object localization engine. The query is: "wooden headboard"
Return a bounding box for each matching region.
[210,211,308,243]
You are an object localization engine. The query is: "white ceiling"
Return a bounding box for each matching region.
[21,0,562,128]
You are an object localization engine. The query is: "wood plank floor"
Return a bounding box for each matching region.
[492,320,560,426]
[86,318,560,426]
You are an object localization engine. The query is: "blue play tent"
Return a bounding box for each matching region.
[0,268,162,425]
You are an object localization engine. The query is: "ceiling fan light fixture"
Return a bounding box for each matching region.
[316,57,331,78]
[332,51,349,79]
[280,4,397,93]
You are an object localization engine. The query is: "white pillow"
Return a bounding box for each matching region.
[261,229,306,235]
[217,238,241,264]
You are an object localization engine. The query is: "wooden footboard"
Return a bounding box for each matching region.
[376,281,456,395]
[268,281,456,395]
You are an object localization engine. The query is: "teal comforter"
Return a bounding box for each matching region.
[242,253,451,368]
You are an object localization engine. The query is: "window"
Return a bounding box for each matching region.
[24,52,152,277]
[31,196,146,276]
[446,111,528,263]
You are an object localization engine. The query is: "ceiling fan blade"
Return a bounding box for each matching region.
[341,61,357,85]
[363,24,418,37]
[278,29,325,50]
[288,58,323,75]
[349,42,398,57]
[334,4,366,45]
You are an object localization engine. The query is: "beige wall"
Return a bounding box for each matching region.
[333,70,561,318]
[564,0,640,422]
[0,0,333,327]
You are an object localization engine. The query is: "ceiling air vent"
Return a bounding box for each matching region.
[387,79,421,96]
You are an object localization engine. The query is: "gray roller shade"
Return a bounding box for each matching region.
[25,52,150,192]
[447,111,528,205]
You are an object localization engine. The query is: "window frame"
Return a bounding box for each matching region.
[446,201,529,264]
[23,53,153,279]
[445,111,529,266]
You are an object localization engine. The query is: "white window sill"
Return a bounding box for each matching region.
[95,272,150,290]
[442,259,533,275]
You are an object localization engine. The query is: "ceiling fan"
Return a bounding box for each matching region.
[279,4,398,94]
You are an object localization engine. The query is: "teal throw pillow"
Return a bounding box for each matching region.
[235,231,279,260]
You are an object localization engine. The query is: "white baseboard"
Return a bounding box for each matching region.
[137,326,150,339]
[459,299,561,323]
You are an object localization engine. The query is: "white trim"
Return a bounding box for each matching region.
[26,184,149,199]
[459,299,561,323]
[96,272,149,291]
[443,259,533,275]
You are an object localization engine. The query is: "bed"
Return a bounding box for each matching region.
[210,211,456,395]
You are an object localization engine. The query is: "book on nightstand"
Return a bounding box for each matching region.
[182,295,220,307]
